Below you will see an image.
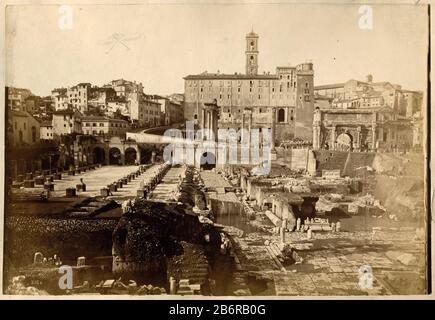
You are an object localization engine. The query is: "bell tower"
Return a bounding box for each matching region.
[245,30,259,75]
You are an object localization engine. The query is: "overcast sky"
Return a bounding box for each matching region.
[6,3,429,96]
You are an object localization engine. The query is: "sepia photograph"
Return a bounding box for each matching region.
[1,1,431,298]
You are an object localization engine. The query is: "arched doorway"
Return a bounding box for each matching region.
[109,147,122,165]
[93,147,106,164]
[336,132,353,151]
[139,146,153,164]
[125,147,138,165]
[200,152,216,170]
[277,108,285,123]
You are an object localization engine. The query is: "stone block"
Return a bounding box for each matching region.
[24,180,35,188]
[66,188,77,197]
[100,188,109,197]
[44,182,54,191]
[34,176,45,185]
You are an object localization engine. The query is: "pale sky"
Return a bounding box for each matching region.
[5,3,429,96]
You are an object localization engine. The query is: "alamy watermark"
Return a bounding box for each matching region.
[160,121,273,175]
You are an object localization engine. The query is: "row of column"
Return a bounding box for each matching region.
[201,108,218,140]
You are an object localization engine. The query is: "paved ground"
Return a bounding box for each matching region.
[148,166,185,202]
[22,165,161,201]
[201,170,232,188]
[226,214,427,296]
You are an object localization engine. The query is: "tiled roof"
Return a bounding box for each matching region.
[40,121,53,127]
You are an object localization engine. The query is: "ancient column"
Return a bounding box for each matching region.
[371,124,377,152]
[201,108,206,133]
[241,113,245,142]
[208,111,212,140]
[330,126,336,150]
[270,108,276,149]
[248,112,252,149]
[355,126,362,152]
[312,126,320,150]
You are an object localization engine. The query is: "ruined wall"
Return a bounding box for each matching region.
[276,148,308,170]
[313,150,349,175]
[313,150,376,177]
[343,152,376,177]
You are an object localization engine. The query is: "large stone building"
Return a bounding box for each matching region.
[7,110,41,147]
[314,75,423,118]
[52,109,83,138]
[107,79,144,98]
[313,75,424,152]
[7,87,32,111]
[82,116,129,137]
[128,92,161,127]
[52,83,91,113]
[51,88,69,110]
[183,31,315,142]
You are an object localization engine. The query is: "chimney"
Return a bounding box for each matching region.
[366,74,373,83]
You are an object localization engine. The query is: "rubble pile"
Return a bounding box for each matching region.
[5,276,48,295]
[112,199,221,283]
[283,179,310,193]
[315,193,386,217]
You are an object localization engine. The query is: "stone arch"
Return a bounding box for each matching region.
[93,146,106,164]
[109,147,122,165]
[277,108,285,123]
[336,132,353,151]
[125,147,138,165]
[200,151,216,170]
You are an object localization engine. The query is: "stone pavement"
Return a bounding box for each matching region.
[221,210,426,296]
[24,165,159,201]
[200,170,232,188]
[148,166,185,202]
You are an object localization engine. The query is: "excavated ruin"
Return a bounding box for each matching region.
[112,199,220,286]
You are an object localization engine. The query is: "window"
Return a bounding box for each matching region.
[277,108,285,123]
[93,123,96,126]
[24,123,27,130]
[100,123,104,127]
[258,95,261,100]
[238,88,241,93]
